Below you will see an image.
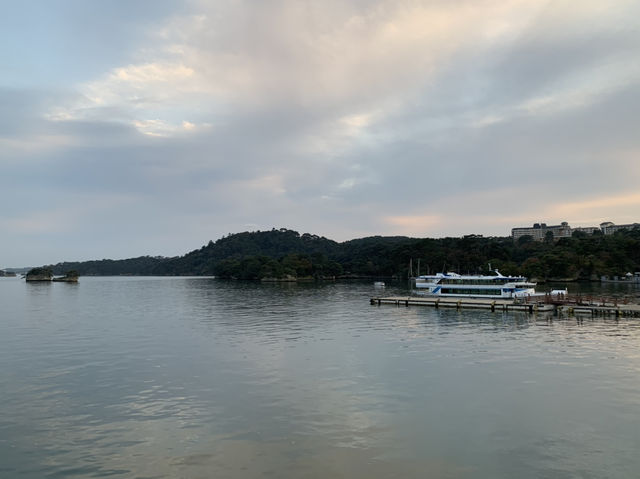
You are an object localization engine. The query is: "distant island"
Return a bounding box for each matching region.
[33,226,640,282]
[25,267,54,281]
[25,268,79,282]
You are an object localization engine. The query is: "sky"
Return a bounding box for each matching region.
[2,0,640,267]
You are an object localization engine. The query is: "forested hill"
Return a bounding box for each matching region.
[47,229,341,277]
[153,229,341,276]
[46,227,640,281]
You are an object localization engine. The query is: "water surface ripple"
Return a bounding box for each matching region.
[1,277,639,478]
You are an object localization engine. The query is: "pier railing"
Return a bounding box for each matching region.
[522,293,630,308]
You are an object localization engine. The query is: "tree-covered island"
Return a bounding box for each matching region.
[39,227,640,282]
[25,267,54,281]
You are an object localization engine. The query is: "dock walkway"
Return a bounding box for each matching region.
[370,296,640,317]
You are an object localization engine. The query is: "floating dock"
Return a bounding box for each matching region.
[370,296,640,317]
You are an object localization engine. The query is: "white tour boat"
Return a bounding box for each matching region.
[414,270,537,298]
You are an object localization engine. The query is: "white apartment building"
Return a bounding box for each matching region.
[511,221,638,241]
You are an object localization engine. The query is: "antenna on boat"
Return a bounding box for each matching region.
[417,258,420,277]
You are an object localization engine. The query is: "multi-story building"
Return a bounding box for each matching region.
[571,226,600,235]
[511,222,572,241]
[599,222,640,235]
[512,221,639,241]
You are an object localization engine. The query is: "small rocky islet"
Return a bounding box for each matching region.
[25,268,78,282]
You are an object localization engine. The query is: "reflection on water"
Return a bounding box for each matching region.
[1,277,640,478]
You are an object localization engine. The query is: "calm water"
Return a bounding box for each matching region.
[1,277,639,478]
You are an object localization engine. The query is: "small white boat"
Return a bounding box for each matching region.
[374,281,386,288]
[550,289,568,297]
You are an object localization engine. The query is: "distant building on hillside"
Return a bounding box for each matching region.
[511,222,571,241]
[571,226,600,235]
[511,221,639,241]
[599,221,640,235]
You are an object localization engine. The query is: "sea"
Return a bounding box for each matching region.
[1,276,639,478]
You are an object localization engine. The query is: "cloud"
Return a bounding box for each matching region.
[46,1,552,130]
[0,192,136,234]
[383,215,442,237]
[85,62,195,104]
[550,192,640,224]
[2,0,640,265]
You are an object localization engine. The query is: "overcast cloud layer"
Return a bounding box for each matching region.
[2,0,640,267]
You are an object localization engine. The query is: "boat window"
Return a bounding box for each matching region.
[441,288,502,296]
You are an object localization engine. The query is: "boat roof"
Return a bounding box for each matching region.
[417,270,528,280]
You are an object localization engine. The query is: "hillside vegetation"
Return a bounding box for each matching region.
[46,227,640,281]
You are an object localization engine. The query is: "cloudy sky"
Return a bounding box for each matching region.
[2,0,639,267]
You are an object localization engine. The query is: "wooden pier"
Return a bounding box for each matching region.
[370,296,640,317]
